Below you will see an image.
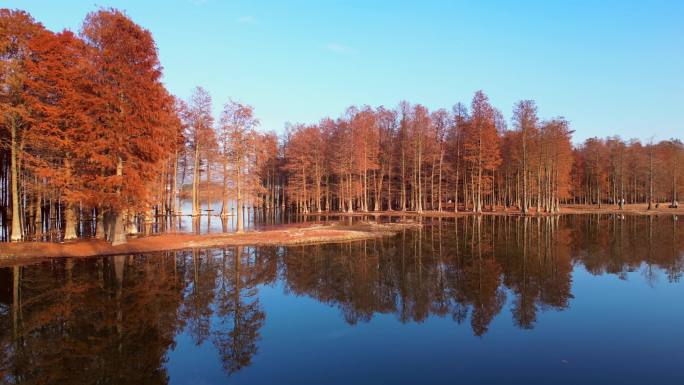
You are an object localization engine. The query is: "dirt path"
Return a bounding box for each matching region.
[0,222,418,265]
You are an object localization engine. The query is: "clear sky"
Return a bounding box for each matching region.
[6,0,684,143]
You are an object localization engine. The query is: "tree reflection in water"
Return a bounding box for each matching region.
[0,214,682,383]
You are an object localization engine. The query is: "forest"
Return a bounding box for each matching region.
[1,8,683,244]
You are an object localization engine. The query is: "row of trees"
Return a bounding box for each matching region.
[1,8,184,243]
[2,8,682,244]
[572,136,682,208]
[0,9,269,244]
[281,94,682,215]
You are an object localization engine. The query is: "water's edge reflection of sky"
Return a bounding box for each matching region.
[1,215,683,385]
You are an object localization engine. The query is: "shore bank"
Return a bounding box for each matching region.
[304,204,682,218]
[0,222,419,265]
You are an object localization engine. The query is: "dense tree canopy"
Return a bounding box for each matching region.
[1,7,682,244]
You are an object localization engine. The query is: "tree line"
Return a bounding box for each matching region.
[281,96,682,215]
[1,9,185,244]
[1,8,682,244]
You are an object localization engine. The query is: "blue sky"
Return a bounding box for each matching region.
[6,0,684,143]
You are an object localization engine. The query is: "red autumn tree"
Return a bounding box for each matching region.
[181,86,215,217]
[81,8,176,244]
[0,9,44,241]
[23,29,96,239]
[463,91,501,213]
[218,99,260,232]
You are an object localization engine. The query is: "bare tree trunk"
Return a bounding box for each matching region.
[301,165,309,214]
[475,141,483,213]
[63,158,77,240]
[401,147,406,211]
[416,144,423,213]
[95,208,105,239]
[347,174,354,213]
[438,150,444,211]
[387,161,393,211]
[192,145,201,216]
[221,160,229,217]
[109,158,127,245]
[206,158,212,214]
[315,163,322,213]
[171,150,178,215]
[10,119,22,242]
[648,146,654,210]
[236,166,244,233]
[672,151,678,207]
[34,187,42,238]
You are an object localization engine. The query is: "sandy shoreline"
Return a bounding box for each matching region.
[0,222,418,265]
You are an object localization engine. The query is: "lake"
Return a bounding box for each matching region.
[1,214,683,384]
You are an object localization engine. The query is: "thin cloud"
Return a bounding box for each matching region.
[237,15,256,24]
[325,43,358,55]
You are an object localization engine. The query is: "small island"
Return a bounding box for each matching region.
[0,222,419,264]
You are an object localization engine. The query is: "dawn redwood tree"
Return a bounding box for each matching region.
[581,138,609,207]
[512,100,538,213]
[253,131,279,211]
[605,137,627,208]
[431,108,449,211]
[397,101,411,211]
[409,104,431,213]
[463,91,501,213]
[284,123,328,213]
[163,94,185,218]
[647,142,656,209]
[23,29,95,240]
[350,106,379,212]
[662,139,683,207]
[540,118,573,212]
[332,111,356,212]
[0,9,44,241]
[81,8,175,244]
[282,124,312,213]
[182,87,215,218]
[319,119,337,211]
[448,103,468,212]
[219,100,259,233]
[376,107,397,211]
[624,139,646,204]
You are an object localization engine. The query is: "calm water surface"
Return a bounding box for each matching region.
[1,215,683,385]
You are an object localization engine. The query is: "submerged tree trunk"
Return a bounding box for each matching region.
[221,161,229,217]
[171,150,178,215]
[235,166,243,233]
[192,144,201,216]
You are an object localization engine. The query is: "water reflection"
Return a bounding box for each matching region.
[281,216,575,335]
[0,215,682,384]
